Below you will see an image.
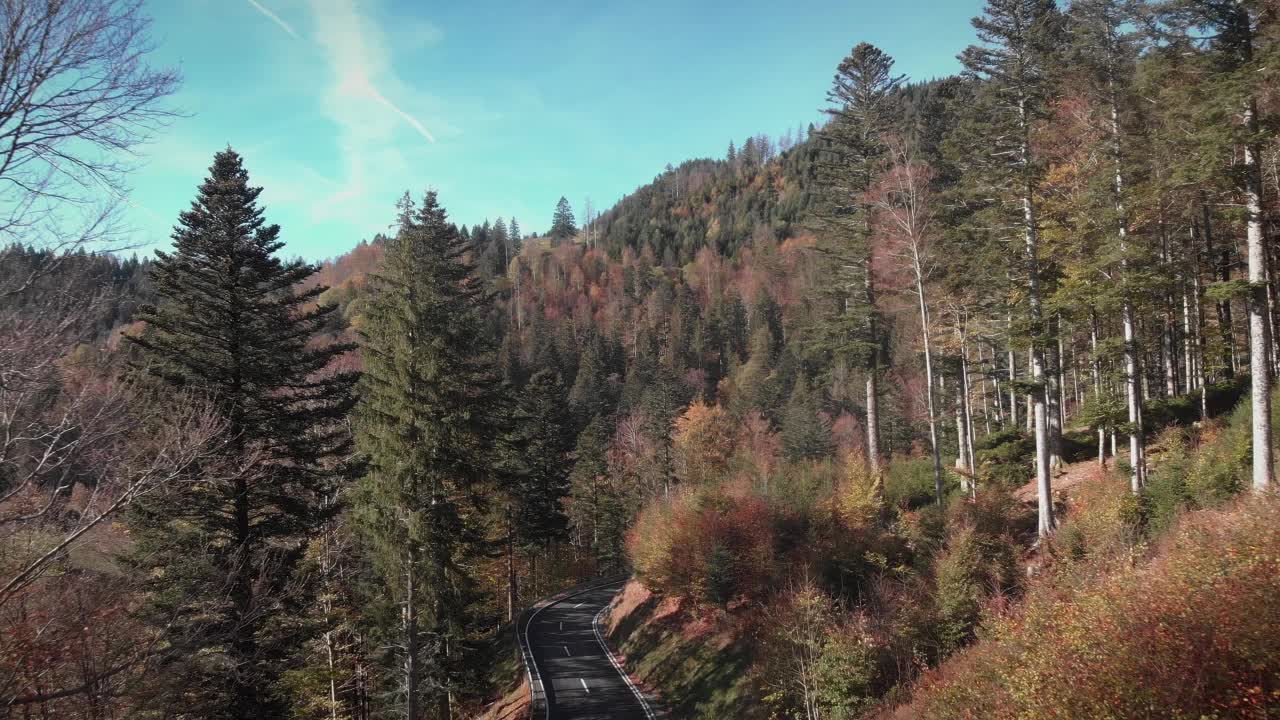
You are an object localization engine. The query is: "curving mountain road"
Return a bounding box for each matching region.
[520,581,659,720]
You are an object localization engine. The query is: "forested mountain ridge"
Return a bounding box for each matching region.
[7,1,1280,719]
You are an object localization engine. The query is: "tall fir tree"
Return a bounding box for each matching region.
[352,190,503,720]
[508,217,522,257]
[1065,0,1150,491]
[782,375,834,462]
[500,368,573,618]
[127,148,357,720]
[549,196,578,241]
[813,42,905,476]
[958,0,1063,536]
[1154,0,1276,490]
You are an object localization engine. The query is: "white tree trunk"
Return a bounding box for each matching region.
[1091,313,1106,467]
[914,251,945,505]
[1008,339,1018,429]
[404,561,420,720]
[1110,78,1145,492]
[961,340,978,474]
[1244,99,1274,491]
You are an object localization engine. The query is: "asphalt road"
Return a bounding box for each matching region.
[522,581,657,720]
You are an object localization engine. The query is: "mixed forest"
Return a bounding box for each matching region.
[7,0,1280,719]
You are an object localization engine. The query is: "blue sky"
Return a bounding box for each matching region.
[127,0,984,260]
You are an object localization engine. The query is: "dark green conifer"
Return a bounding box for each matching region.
[782,375,833,462]
[126,148,357,720]
[352,190,502,720]
[549,196,578,241]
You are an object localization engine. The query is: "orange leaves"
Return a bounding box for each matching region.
[889,496,1280,720]
[627,485,778,608]
[673,399,736,485]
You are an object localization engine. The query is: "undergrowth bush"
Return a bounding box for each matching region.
[886,496,1280,720]
[974,429,1033,487]
[933,491,1022,655]
[884,457,958,509]
[627,455,1039,717]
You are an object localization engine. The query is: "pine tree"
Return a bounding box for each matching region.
[568,330,618,428]
[126,148,357,720]
[1155,0,1276,491]
[958,0,1063,536]
[508,217,522,257]
[813,42,905,476]
[568,414,617,564]
[549,196,578,242]
[487,217,510,277]
[352,190,503,720]
[502,369,573,618]
[782,376,833,462]
[1066,0,1150,491]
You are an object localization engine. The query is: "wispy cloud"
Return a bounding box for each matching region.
[245,0,298,40]
[306,0,444,231]
[243,0,436,148]
[235,0,444,241]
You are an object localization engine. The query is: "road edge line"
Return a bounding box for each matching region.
[518,576,629,720]
[592,603,657,720]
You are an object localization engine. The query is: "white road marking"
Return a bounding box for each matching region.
[517,579,638,720]
[579,678,590,694]
[559,622,563,630]
[594,602,658,719]
[573,602,584,608]
[563,645,571,656]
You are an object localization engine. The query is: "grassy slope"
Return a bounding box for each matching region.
[604,580,761,720]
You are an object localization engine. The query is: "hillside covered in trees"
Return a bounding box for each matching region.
[7,0,1280,719]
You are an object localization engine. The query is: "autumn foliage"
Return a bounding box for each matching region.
[883,493,1280,720]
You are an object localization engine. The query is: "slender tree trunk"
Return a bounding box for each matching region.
[961,340,977,474]
[1205,198,1236,377]
[1244,98,1274,491]
[1183,283,1195,395]
[1110,78,1145,492]
[1026,347,1034,433]
[1019,93,1053,535]
[1265,223,1280,378]
[981,344,994,434]
[1194,264,1209,419]
[866,371,881,474]
[1121,302,1146,491]
[954,369,969,481]
[405,560,419,720]
[991,343,1006,424]
[1091,311,1106,467]
[912,247,945,505]
[506,512,517,625]
[1007,335,1018,429]
[319,509,341,720]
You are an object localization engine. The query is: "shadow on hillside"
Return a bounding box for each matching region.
[611,590,760,720]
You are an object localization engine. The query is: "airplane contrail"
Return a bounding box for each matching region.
[368,86,437,144]
[246,0,299,39]
[244,0,436,145]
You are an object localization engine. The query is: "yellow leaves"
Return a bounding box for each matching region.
[834,450,885,525]
[673,399,736,485]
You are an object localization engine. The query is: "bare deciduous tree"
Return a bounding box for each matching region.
[873,137,945,505]
[0,0,178,244]
[0,269,220,714]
